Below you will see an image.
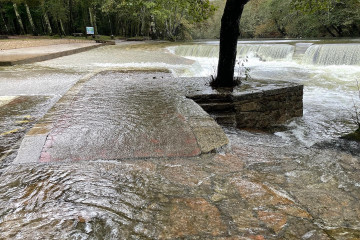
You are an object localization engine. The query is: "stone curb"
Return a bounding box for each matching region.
[13,71,102,164]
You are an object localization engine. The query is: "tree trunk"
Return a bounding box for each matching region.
[141,7,148,36]
[89,7,98,35]
[25,3,36,35]
[0,5,9,34]
[43,12,52,35]
[274,19,286,36]
[331,25,342,36]
[68,0,74,33]
[59,19,66,35]
[93,10,98,35]
[212,0,249,88]
[325,26,336,37]
[89,8,94,26]
[108,15,113,36]
[13,3,25,34]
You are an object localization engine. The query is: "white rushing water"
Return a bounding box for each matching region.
[170,41,360,146]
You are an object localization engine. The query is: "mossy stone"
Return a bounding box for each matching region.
[341,128,360,142]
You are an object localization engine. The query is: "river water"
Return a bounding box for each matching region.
[172,40,360,146]
[0,40,359,239]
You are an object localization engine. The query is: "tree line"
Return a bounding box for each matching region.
[1,0,360,40]
[240,0,360,38]
[0,0,215,40]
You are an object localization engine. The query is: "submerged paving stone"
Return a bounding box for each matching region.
[160,198,227,239]
[0,96,54,163]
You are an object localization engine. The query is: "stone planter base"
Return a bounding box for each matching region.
[187,79,303,129]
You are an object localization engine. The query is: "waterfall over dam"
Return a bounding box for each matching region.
[173,42,360,66]
[303,44,360,65]
[167,39,360,147]
[174,44,295,61]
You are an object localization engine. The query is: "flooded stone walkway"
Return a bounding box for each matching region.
[14,71,228,163]
[1,128,359,239]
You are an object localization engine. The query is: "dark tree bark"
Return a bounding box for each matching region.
[0,5,9,34]
[325,26,336,37]
[69,0,74,33]
[25,3,37,35]
[13,3,25,34]
[211,0,250,88]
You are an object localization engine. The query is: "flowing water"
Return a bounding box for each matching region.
[0,40,359,239]
[172,40,360,146]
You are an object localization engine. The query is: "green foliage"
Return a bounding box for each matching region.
[0,0,216,39]
[235,57,251,83]
[210,56,251,87]
[354,81,360,130]
[240,0,360,38]
[291,0,341,13]
[343,80,360,142]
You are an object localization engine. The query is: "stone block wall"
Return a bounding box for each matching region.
[187,81,303,129]
[233,85,303,128]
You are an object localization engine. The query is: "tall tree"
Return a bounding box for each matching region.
[43,10,52,35]
[212,0,250,88]
[13,2,25,34]
[0,3,9,34]
[24,2,36,35]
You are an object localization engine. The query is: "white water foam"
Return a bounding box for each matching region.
[170,42,360,146]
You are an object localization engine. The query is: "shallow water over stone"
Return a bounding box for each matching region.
[37,72,202,162]
[1,128,359,239]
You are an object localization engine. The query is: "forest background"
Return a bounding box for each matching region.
[0,0,360,40]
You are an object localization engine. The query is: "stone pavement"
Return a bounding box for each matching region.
[0,42,102,66]
[14,71,228,163]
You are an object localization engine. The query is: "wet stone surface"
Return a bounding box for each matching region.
[1,129,359,239]
[0,96,56,164]
[14,71,228,163]
[0,71,359,239]
[0,41,359,239]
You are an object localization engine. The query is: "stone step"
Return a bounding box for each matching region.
[199,102,234,113]
[188,94,232,104]
[211,113,236,127]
